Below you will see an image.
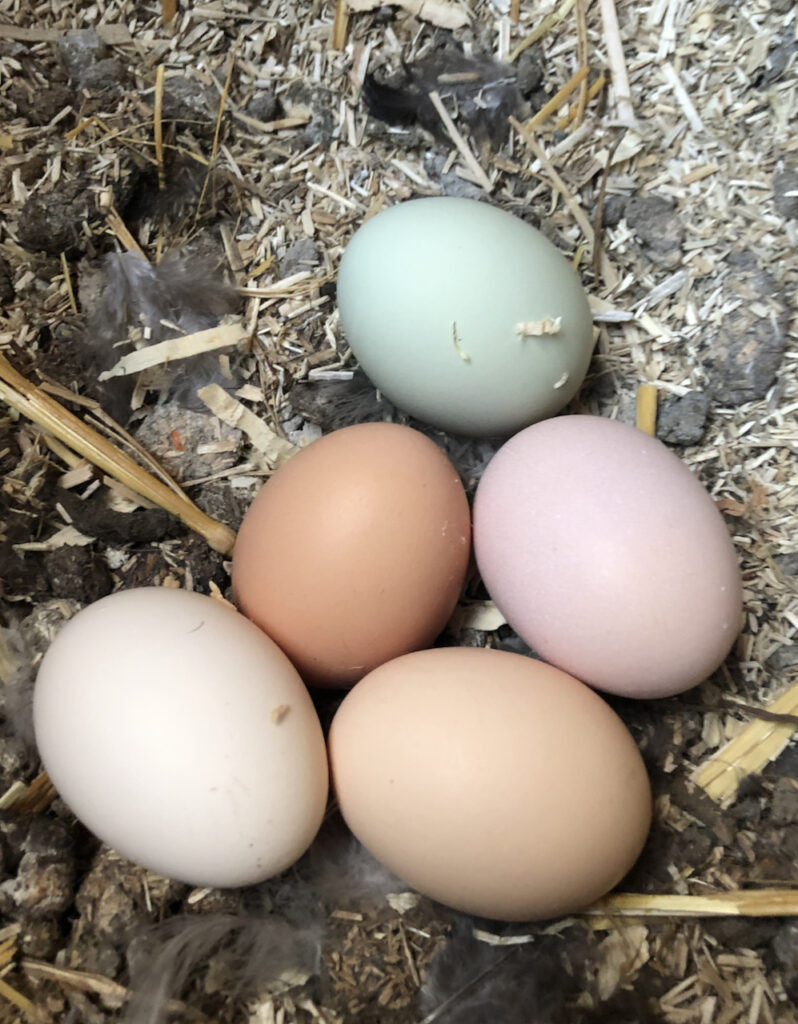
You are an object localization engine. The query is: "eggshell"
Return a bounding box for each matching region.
[473,416,743,698]
[329,647,651,921]
[232,423,470,688]
[33,588,329,888]
[337,197,594,437]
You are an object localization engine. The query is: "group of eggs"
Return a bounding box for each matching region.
[33,199,742,923]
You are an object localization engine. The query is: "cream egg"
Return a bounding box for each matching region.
[33,587,329,888]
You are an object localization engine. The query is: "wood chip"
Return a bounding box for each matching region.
[448,600,507,632]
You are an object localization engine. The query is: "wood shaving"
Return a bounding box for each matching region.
[516,317,562,337]
[346,0,470,30]
[98,322,248,380]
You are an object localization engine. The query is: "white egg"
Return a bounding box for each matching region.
[33,587,329,888]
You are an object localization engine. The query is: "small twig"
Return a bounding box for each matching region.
[161,0,177,24]
[509,0,576,62]
[398,922,421,987]
[154,64,165,190]
[526,65,588,130]
[429,90,492,192]
[598,0,637,126]
[510,0,521,23]
[60,252,77,314]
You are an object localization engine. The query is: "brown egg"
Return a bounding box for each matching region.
[329,647,652,921]
[232,423,470,688]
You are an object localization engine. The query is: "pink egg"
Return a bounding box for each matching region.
[473,416,742,699]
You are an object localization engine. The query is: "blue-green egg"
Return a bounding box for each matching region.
[337,197,594,438]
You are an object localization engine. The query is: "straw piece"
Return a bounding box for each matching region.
[154,64,166,190]
[195,47,236,222]
[0,977,41,1022]
[598,0,637,127]
[575,0,589,126]
[510,0,520,23]
[660,61,705,134]
[635,384,658,436]
[0,355,235,555]
[555,74,606,130]
[692,679,798,807]
[587,889,798,919]
[98,321,248,380]
[7,772,57,815]
[429,90,492,193]
[332,0,349,50]
[198,384,298,470]
[525,66,589,130]
[509,0,577,62]
[161,0,177,24]
[105,205,146,258]
[60,251,77,314]
[510,117,620,290]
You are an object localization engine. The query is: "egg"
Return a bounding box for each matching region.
[336,197,594,437]
[329,647,651,921]
[33,588,329,888]
[474,416,743,698]
[232,423,470,688]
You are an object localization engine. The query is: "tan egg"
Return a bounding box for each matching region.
[328,647,652,921]
[232,423,471,688]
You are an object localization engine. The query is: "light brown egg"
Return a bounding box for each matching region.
[232,423,471,688]
[329,647,652,922]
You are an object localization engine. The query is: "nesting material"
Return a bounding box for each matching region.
[0,356,235,555]
[692,680,798,807]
